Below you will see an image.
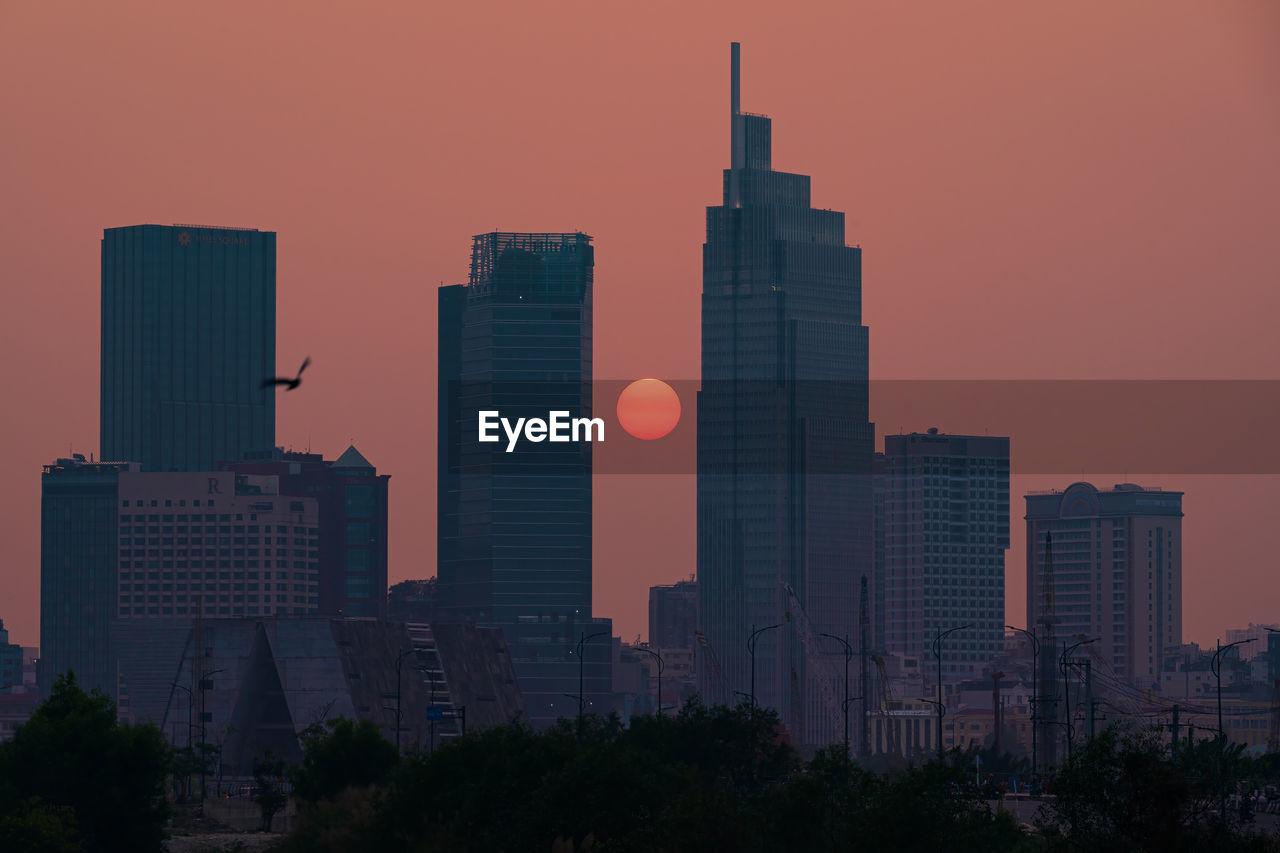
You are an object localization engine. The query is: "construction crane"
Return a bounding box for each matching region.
[782,582,846,743]
[694,630,726,699]
[872,654,899,756]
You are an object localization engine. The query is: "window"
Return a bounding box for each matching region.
[346,549,372,572]
[344,485,374,516]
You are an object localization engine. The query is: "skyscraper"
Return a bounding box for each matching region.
[437,232,609,728]
[101,224,275,472]
[880,430,1010,680]
[1025,482,1183,691]
[697,44,874,745]
[39,456,137,693]
[0,621,24,693]
[649,579,697,651]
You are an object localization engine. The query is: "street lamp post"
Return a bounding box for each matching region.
[635,645,665,716]
[1006,625,1040,783]
[575,630,609,733]
[174,684,195,802]
[747,624,781,710]
[1212,638,1255,742]
[387,648,417,753]
[1212,637,1255,822]
[918,697,944,755]
[1059,637,1098,759]
[197,667,225,812]
[174,684,195,753]
[820,633,854,754]
[932,625,970,758]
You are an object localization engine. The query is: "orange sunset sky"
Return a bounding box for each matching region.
[2,1,1278,650]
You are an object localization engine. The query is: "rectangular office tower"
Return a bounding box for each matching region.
[101,224,275,472]
[697,44,875,746]
[1026,482,1183,690]
[880,430,1010,681]
[438,232,609,728]
[40,457,138,694]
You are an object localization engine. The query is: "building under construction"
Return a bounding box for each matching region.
[438,231,610,729]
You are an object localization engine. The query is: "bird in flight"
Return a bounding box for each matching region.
[261,357,310,391]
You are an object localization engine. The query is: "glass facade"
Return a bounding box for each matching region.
[438,233,594,625]
[40,458,133,694]
[100,224,275,472]
[437,232,598,728]
[697,45,874,746]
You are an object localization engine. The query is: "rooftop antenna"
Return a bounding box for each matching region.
[731,41,741,118]
[729,42,743,207]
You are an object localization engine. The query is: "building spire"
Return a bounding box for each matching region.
[729,42,745,205]
[731,42,743,175]
[731,41,741,117]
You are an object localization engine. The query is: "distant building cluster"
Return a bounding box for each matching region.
[21,44,1275,783]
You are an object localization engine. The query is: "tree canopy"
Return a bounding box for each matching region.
[0,673,171,853]
[289,717,400,804]
[279,700,1024,852]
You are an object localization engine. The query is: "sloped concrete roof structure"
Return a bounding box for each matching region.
[114,617,522,778]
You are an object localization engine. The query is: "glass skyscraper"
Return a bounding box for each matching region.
[437,232,609,728]
[697,44,874,746]
[39,457,137,694]
[100,224,275,472]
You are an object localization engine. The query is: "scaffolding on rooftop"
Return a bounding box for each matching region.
[467,231,592,303]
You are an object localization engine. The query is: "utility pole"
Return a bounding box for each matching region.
[991,672,1004,757]
[859,577,871,759]
[1036,534,1060,771]
[1083,660,1094,741]
[1089,699,1106,739]
[1170,704,1180,751]
[1060,637,1098,759]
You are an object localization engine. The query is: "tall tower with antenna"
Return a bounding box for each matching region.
[697,42,874,747]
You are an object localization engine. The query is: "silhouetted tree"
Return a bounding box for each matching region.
[1037,724,1275,852]
[252,753,290,832]
[0,797,81,853]
[289,717,399,804]
[763,747,1027,853]
[0,673,171,853]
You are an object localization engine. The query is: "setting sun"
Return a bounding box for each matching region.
[616,378,681,440]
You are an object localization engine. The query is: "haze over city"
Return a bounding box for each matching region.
[3,0,1279,655]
